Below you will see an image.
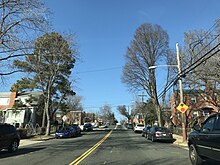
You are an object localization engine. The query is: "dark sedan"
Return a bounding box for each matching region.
[147,126,173,142]
[55,126,76,139]
[83,123,93,132]
[142,126,151,137]
[72,124,81,136]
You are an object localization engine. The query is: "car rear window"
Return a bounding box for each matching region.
[156,127,169,132]
[137,124,144,127]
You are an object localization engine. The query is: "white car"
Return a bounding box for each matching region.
[134,124,145,133]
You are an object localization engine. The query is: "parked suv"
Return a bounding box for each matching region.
[188,113,220,165]
[133,124,145,133]
[0,124,20,152]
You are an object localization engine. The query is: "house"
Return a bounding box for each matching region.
[0,91,43,128]
[170,89,220,127]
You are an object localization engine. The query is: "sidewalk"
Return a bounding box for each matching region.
[20,134,55,147]
[173,134,188,148]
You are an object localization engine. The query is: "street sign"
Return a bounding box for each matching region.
[177,102,189,113]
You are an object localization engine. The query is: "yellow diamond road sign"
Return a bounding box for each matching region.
[177,102,189,113]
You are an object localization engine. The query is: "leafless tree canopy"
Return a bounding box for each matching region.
[122,23,169,96]
[66,95,83,112]
[182,21,220,90]
[122,23,170,126]
[117,105,130,120]
[98,104,115,124]
[0,0,49,77]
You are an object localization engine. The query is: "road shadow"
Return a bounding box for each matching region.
[0,147,46,159]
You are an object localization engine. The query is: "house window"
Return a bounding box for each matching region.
[191,97,196,104]
[202,110,210,118]
[192,111,198,118]
[75,112,79,117]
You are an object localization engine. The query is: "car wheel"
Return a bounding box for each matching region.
[146,134,149,140]
[8,140,18,152]
[151,135,156,142]
[189,144,203,165]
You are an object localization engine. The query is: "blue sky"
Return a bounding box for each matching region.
[2,0,220,121]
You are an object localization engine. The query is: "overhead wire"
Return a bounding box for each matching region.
[157,20,220,99]
[189,18,220,52]
[157,42,220,100]
[74,66,122,74]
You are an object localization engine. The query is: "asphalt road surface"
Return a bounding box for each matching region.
[0,126,215,165]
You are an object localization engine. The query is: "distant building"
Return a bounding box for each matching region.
[170,89,220,127]
[55,111,96,126]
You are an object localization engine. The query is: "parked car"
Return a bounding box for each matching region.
[188,113,220,165]
[83,123,93,131]
[133,124,145,133]
[99,124,108,128]
[55,126,76,139]
[0,124,20,152]
[72,124,81,136]
[147,126,173,142]
[142,126,151,137]
[126,124,133,129]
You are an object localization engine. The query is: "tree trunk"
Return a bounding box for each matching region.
[45,97,51,136]
[46,115,51,136]
[41,109,46,128]
[155,101,163,127]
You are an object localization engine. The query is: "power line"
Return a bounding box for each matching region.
[157,20,220,99]
[157,44,220,99]
[74,66,122,74]
[189,18,220,52]
[183,33,220,76]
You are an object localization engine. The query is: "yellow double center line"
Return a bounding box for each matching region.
[69,130,113,165]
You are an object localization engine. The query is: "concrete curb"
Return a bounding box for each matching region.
[20,135,55,147]
[172,134,188,149]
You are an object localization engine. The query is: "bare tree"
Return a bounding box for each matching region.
[99,104,115,124]
[66,95,83,112]
[117,105,131,120]
[0,0,49,79]
[122,23,170,126]
[181,20,220,111]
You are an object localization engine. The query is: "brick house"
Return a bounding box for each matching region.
[170,88,220,128]
[55,111,96,126]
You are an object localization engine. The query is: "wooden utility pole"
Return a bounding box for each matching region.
[176,43,187,142]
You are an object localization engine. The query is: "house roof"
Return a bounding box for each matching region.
[0,92,16,111]
[0,92,11,98]
[0,91,43,111]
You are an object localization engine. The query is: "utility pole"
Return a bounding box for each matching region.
[138,92,147,124]
[176,43,187,142]
[138,92,147,103]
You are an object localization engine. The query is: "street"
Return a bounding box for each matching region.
[0,126,192,165]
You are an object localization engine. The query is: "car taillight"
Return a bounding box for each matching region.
[153,131,161,136]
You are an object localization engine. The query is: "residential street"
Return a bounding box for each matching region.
[0,127,191,165]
